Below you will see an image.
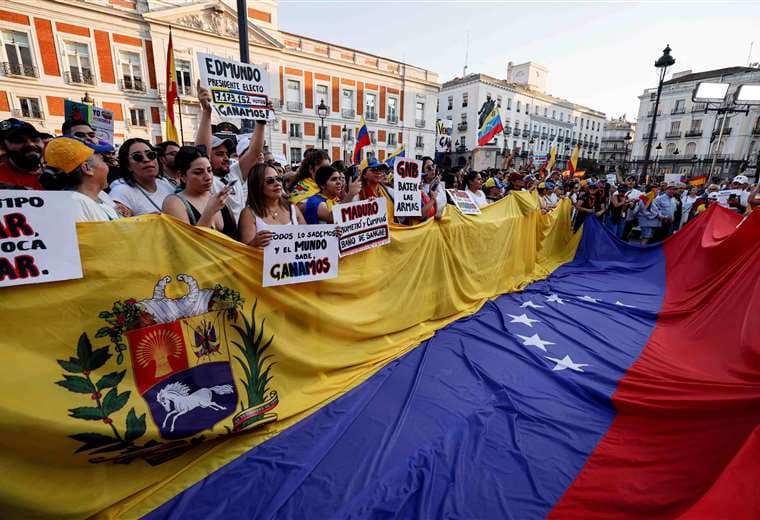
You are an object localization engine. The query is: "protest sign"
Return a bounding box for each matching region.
[332,199,390,257]
[716,189,738,208]
[64,100,90,124]
[197,53,274,121]
[446,189,481,215]
[0,191,82,288]
[91,106,114,144]
[260,224,338,287]
[606,173,618,184]
[664,173,681,185]
[393,158,422,217]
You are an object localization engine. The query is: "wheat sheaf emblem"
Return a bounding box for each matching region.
[135,329,184,378]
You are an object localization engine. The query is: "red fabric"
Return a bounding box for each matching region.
[0,159,42,189]
[551,206,760,518]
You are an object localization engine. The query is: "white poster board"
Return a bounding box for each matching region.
[0,191,82,288]
[393,158,422,217]
[332,199,390,257]
[606,174,618,185]
[664,173,681,185]
[260,224,339,287]
[91,106,114,144]
[446,189,481,215]
[197,53,274,121]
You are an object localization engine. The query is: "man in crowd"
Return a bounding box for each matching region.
[651,183,678,241]
[0,118,44,189]
[62,118,121,183]
[157,140,181,187]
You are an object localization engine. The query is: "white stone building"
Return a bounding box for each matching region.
[0,0,439,164]
[631,66,760,181]
[437,61,606,170]
[600,116,635,172]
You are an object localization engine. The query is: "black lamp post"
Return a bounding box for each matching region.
[672,147,680,174]
[341,124,348,162]
[528,138,535,168]
[623,131,632,173]
[641,45,675,182]
[653,142,662,178]
[317,99,328,151]
[81,92,94,104]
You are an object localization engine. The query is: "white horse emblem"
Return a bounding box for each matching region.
[156,382,234,432]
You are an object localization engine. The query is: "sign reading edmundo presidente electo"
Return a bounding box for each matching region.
[197,53,274,120]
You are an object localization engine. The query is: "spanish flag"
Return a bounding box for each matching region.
[568,143,581,174]
[165,29,179,143]
[689,175,707,187]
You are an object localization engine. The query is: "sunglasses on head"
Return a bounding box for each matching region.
[73,131,96,139]
[130,150,157,162]
[265,176,284,185]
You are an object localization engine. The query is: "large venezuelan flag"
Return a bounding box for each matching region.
[2,199,759,518]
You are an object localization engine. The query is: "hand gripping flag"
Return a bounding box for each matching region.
[477,99,503,147]
[352,116,370,164]
[165,29,179,143]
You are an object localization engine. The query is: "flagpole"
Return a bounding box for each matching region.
[177,93,185,144]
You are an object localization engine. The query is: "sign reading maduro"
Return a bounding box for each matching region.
[261,224,339,287]
[197,53,274,120]
[332,199,390,257]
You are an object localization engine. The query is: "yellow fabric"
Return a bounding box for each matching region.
[164,35,179,144]
[288,177,319,204]
[569,143,580,172]
[0,194,580,519]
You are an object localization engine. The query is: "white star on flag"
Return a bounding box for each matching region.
[516,333,555,352]
[615,300,636,308]
[508,313,540,327]
[546,294,566,304]
[520,300,544,309]
[545,355,589,372]
[578,295,601,303]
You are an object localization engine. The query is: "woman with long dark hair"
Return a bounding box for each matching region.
[302,165,343,224]
[109,138,175,216]
[239,162,305,248]
[288,149,330,207]
[161,146,236,237]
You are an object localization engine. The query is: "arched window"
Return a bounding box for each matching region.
[666,143,676,154]
[685,142,696,156]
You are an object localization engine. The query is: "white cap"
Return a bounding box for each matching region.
[236,135,251,157]
[732,174,749,185]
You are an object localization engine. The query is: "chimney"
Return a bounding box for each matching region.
[507,61,514,80]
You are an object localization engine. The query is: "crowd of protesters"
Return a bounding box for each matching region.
[1,84,758,245]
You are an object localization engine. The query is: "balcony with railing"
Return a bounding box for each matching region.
[341,108,355,119]
[685,129,703,137]
[64,70,95,86]
[1,62,38,78]
[387,114,398,124]
[646,110,662,117]
[12,108,44,120]
[456,144,467,152]
[712,127,732,136]
[365,110,377,121]
[670,107,686,115]
[286,101,303,112]
[513,128,521,137]
[641,133,658,140]
[289,131,303,140]
[457,121,468,131]
[415,140,424,149]
[415,119,425,128]
[665,131,681,139]
[532,131,540,138]
[691,103,706,113]
[541,133,548,140]
[120,77,145,92]
[503,127,512,135]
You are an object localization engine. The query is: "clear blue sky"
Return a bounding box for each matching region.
[278,1,760,119]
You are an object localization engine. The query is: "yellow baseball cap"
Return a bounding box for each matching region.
[484,177,497,188]
[44,137,94,173]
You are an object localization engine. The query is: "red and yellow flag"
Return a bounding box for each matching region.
[165,29,179,143]
[568,144,581,174]
[688,175,707,187]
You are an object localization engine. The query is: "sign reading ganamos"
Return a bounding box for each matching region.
[260,224,339,287]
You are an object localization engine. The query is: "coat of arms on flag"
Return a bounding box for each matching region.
[54,274,279,465]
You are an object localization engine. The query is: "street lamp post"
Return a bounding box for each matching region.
[317,99,328,152]
[641,45,675,182]
[81,92,94,104]
[672,147,680,175]
[341,124,348,162]
[623,131,632,174]
[653,143,662,179]
[528,138,535,169]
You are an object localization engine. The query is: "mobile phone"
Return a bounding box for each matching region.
[227,178,238,188]
[431,180,440,192]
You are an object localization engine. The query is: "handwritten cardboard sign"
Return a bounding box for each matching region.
[260,224,339,287]
[393,158,422,217]
[446,189,481,215]
[197,53,274,121]
[332,199,390,257]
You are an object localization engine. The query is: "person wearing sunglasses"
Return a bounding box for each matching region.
[239,162,305,248]
[110,138,175,216]
[161,146,236,238]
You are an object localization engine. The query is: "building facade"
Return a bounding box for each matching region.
[0,0,439,164]
[600,116,635,172]
[631,66,760,181]
[437,62,606,170]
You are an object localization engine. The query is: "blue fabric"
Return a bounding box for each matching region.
[146,218,666,519]
[303,194,323,225]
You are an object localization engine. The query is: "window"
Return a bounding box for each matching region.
[685,142,696,156]
[286,80,301,111]
[415,101,425,126]
[64,42,93,84]
[342,88,354,116]
[525,103,530,114]
[18,97,42,119]
[129,108,146,127]
[447,95,453,110]
[560,112,564,121]
[673,99,686,113]
[316,84,329,108]
[691,119,702,131]
[344,128,354,141]
[666,142,676,154]
[119,50,143,91]
[289,123,302,137]
[317,125,328,140]
[586,120,589,129]
[460,136,466,148]
[544,107,548,116]
[369,130,376,144]
[516,100,521,113]
[388,132,397,146]
[175,59,192,95]
[552,110,556,119]
[670,121,681,132]
[1,30,35,77]
[387,97,398,122]
[507,98,512,110]
[497,95,502,108]
[460,112,467,122]
[365,92,377,119]
[290,147,302,164]
[462,93,468,107]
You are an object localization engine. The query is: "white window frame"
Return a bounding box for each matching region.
[462,92,468,108]
[387,96,398,121]
[289,122,302,137]
[387,132,397,146]
[175,58,193,96]
[315,84,329,110]
[341,88,354,110]
[116,47,145,91]
[62,38,94,85]
[290,147,302,164]
[1,28,36,76]
[365,92,377,119]
[447,95,453,110]
[18,96,43,119]
[129,107,147,127]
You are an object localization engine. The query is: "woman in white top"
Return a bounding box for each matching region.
[464,170,488,208]
[680,186,699,228]
[110,138,175,216]
[41,137,120,222]
[239,162,305,248]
